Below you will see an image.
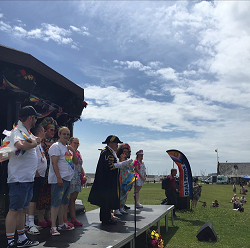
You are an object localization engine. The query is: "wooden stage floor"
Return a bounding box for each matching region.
[2,204,174,248]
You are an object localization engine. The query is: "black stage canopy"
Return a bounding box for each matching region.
[0,44,86,218]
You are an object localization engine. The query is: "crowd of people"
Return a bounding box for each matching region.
[231,185,247,212]
[88,135,146,224]
[0,106,148,247]
[0,106,88,247]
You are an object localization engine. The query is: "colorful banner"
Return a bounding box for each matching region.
[2,75,20,89]
[166,149,193,198]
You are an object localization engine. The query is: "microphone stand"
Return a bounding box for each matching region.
[134,175,137,245]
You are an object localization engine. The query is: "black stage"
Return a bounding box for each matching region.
[1,204,174,248]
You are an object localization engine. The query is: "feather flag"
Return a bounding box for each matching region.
[166,149,193,198]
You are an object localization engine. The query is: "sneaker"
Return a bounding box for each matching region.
[71,219,83,226]
[120,209,128,214]
[63,219,74,228]
[136,202,143,208]
[58,223,74,231]
[111,214,120,221]
[16,238,39,247]
[33,224,42,230]
[114,209,122,216]
[50,227,60,236]
[7,240,16,248]
[27,226,40,235]
[64,221,74,228]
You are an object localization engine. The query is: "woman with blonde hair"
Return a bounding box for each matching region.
[63,137,87,226]
[48,127,78,235]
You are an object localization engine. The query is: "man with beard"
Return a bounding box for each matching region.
[88,135,133,224]
[4,106,41,248]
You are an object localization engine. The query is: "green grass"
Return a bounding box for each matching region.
[78,183,250,248]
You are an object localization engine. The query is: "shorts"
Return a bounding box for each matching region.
[51,179,71,208]
[8,182,34,211]
[30,177,44,203]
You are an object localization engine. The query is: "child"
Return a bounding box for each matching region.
[134,150,146,208]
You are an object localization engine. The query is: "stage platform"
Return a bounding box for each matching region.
[2,204,174,248]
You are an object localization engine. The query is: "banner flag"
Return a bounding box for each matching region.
[166,149,193,198]
[2,75,20,89]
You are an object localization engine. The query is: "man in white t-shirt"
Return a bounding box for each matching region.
[5,106,41,248]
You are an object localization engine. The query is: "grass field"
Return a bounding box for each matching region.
[77,183,250,248]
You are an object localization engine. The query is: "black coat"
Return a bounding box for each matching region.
[88,146,120,209]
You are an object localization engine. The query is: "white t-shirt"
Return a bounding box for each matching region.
[48,142,74,184]
[7,124,38,183]
[35,144,47,177]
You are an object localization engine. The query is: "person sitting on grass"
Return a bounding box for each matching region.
[211,200,219,207]
[240,195,246,203]
[233,198,244,212]
[231,194,237,203]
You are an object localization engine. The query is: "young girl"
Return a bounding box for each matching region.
[134,150,146,208]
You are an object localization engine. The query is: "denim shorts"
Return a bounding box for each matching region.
[51,179,71,208]
[8,182,34,211]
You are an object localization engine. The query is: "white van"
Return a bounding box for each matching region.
[205,175,229,184]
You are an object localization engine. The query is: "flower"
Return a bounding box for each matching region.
[149,229,164,248]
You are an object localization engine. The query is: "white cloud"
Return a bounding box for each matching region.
[82,85,235,133]
[0,20,79,47]
[70,25,80,32]
[0,20,11,32]
[70,25,90,36]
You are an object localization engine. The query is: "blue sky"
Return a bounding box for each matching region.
[1,1,250,175]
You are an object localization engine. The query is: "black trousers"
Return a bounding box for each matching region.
[165,190,177,215]
[100,207,111,223]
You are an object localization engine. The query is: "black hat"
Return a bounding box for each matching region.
[19,106,42,118]
[102,135,123,144]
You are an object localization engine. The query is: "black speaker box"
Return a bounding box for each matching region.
[176,196,190,210]
[196,222,217,241]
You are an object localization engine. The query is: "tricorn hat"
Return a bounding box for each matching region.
[102,135,122,144]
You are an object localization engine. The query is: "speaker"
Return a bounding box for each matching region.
[176,196,190,210]
[196,222,217,241]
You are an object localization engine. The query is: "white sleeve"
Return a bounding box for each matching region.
[114,159,133,169]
